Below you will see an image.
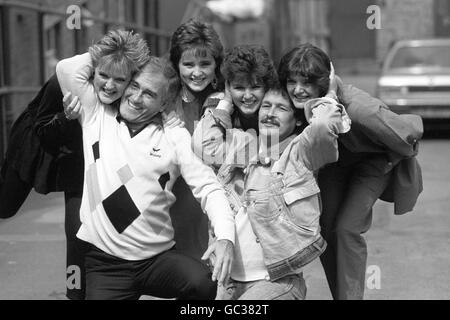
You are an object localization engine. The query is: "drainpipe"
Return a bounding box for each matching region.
[0,4,10,157]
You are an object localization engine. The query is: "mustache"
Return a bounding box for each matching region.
[260,116,280,126]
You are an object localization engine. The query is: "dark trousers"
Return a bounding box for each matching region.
[64,191,88,300]
[0,163,87,300]
[169,177,209,260]
[0,161,32,218]
[318,156,391,300]
[84,245,216,300]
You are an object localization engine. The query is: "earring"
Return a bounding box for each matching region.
[212,76,218,90]
[181,84,195,103]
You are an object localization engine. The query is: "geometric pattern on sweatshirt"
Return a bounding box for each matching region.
[92,141,100,161]
[102,184,141,234]
[118,164,134,185]
[86,162,102,213]
[142,188,173,236]
[86,141,173,234]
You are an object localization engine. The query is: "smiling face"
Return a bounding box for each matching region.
[229,77,265,116]
[258,89,300,142]
[178,48,216,93]
[119,66,167,129]
[285,75,320,109]
[93,62,131,105]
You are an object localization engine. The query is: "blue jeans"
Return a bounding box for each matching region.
[218,273,307,300]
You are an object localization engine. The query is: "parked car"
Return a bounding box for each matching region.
[376,38,450,122]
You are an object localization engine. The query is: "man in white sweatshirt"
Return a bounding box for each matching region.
[56,52,235,300]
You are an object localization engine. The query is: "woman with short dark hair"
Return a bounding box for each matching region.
[167,19,226,262]
[278,43,423,300]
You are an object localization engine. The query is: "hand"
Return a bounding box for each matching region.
[325,62,338,101]
[162,110,185,129]
[224,81,233,105]
[328,62,337,92]
[216,83,234,115]
[311,101,350,134]
[201,239,234,286]
[63,92,82,120]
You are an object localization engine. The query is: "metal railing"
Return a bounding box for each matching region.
[0,0,173,38]
[0,0,174,157]
[0,87,41,157]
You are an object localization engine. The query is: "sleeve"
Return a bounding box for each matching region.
[55,52,99,124]
[172,128,235,244]
[192,108,225,167]
[304,97,351,134]
[201,91,224,114]
[296,102,344,171]
[340,84,423,158]
[33,74,80,154]
[192,107,257,168]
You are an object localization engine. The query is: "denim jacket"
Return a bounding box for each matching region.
[193,98,349,280]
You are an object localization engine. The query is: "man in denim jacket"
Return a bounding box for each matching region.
[193,83,350,299]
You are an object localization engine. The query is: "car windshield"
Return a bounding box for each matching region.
[388,45,450,70]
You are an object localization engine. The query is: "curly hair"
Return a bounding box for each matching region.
[169,19,223,81]
[221,45,277,90]
[278,43,331,97]
[89,29,150,76]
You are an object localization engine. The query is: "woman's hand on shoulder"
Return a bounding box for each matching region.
[63,92,82,120]
[325,62,339,101]
[162,110,185,129]
[207,91,225,100]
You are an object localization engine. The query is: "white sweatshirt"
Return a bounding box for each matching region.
[56,53,235,260]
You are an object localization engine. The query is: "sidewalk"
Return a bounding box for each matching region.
[0,192,66,300]
[1,141,449,300]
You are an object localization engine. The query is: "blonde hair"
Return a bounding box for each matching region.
[89,29,150,76]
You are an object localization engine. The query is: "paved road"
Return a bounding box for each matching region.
[1,138,449,300]
[305,138,450,300]
[340,73,378,97]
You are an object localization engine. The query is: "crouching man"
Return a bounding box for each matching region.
[194,79,350,299]
[56,54,234,300]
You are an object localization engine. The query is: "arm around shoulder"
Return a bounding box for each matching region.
[55,52,97,108]
[33,74,75,152]
[339,83,423,157]
[172,127,235,244]
[298,100,347,171]
[192,99,248,167]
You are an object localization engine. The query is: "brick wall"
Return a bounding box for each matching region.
[377,0,435,61]
[2,0,179,140]
[7,6,41,125]
[332,0,436,74]
[3,0,108,127]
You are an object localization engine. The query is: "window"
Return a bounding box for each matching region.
[43,17,61,80]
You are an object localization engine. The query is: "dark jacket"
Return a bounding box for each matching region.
[1,74,83,194]
[33,74,83,193]
[337,83,423,215]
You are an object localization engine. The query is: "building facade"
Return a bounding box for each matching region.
[0,0,189,156]
[1,0,450,156]
[329,0,450,73]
